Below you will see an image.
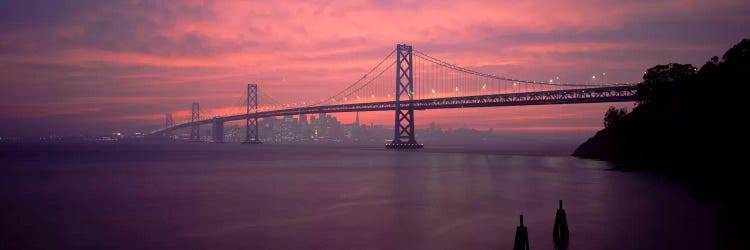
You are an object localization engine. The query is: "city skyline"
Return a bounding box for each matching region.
[163,113,510,145]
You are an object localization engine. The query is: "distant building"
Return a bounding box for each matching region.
[300,114,308,127]
[318,113,326,125]
[343,124,353,139]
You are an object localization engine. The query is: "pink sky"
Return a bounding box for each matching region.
[0,0,748,136]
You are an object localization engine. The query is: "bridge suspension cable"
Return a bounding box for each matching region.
[305,49,396,107]
[413,49,616,87]
[154,44,640,136]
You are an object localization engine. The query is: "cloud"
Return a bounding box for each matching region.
[0,0,746,136]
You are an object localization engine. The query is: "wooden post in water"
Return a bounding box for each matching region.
[553,200,570,246]
[513,214,530,250]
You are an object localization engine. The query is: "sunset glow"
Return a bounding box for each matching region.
[1,0,748,136]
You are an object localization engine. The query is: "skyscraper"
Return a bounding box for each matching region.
[318,113,326,126]
[355,111,360,128]
[300,114,308,127]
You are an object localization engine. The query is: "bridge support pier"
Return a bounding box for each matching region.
[386,44,423,149]
[190,102,201,142]
[211,119,224,143]
[243,83,262,144]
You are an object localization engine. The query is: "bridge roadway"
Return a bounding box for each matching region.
[151,85,638,135]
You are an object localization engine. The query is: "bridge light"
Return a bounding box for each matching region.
[387,94,391,97]
[455,87,459,92]
[482,84,486,89]
[549,79,553,83]
[431,89,436,94]
[592,75,596,79]
[371,94,375,99]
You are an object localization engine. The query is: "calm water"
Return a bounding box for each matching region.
[0,143,737,249]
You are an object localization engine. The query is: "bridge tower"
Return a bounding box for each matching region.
[386,44,423,149]
[243,83,262,144]
[190,102,200,142]
[211,118,224,143]
[164,113,174,137]
[165,113,174,128]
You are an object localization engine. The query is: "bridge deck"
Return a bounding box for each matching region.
[151,85,637,135]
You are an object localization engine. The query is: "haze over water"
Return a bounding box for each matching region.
[0,143,735,249]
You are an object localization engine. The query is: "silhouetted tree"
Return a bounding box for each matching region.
[636,63,697,105]
[603,106,627,128]
[719,38,750,73]
[573,38,750,246]
[577,38,750,167]
[700,56,721,72]
[576,38,749,180]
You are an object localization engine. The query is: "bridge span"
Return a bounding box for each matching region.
[149,44,639,148]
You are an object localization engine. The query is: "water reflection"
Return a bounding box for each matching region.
[0,143,733,249]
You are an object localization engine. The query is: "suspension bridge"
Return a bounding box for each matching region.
[150,44,638,148]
